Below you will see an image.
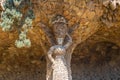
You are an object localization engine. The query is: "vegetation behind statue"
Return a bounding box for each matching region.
[0,0,35,48]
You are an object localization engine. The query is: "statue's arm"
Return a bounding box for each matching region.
[38,22,56,46]
[47,46,55,64]
[68,22,80,34]
[64,33,72,49]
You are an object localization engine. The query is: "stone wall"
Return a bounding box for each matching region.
[72,40,120,80]
[0,0,120,80]
[0,40,119,80]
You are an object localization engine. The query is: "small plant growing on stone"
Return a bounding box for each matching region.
[0,0,35,48]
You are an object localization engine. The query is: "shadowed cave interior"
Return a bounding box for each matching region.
[72,41,120,80]
[0,41,119,80]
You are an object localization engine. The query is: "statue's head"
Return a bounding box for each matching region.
[52,14,68,45]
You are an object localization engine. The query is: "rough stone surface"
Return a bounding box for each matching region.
[0,0,120,80]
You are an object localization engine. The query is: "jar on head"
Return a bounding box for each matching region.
[52,15,68,45]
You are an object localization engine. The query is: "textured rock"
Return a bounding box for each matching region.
[0,0,120,80]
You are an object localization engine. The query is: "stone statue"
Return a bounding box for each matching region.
[39,14,79,80]
[47,15,72,80]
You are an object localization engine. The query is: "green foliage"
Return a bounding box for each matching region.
[15,39,31,48]
[0,0,34,48]
[0,8,22,31]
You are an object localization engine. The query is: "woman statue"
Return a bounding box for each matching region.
[47,15,72,80]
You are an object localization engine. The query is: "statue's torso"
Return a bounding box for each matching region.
[52,45,69,80]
